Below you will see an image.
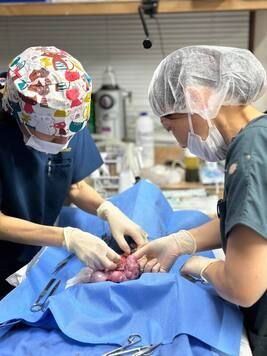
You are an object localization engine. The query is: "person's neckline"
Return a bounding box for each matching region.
[230,114,267,143]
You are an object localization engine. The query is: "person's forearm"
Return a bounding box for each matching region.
[202,261,245,306]
[0,212,64,246]
[189,218,222,252]
[67,180,104,214]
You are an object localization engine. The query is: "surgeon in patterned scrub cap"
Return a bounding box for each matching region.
[0,46,147,298]
[134,46,267,355]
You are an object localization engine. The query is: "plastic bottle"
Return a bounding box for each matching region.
[184,148,200,182]
[102,66,118,89]
[118,144,135,193]
[199,161,224,184]
[135,112,154,168]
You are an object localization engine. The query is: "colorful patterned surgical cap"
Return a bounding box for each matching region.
[2,46,92,136]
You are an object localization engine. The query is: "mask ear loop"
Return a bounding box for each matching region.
[207,119,213,128]
[188,114,214,143]
[23,124,33,138]
[18,122,33,144]
[187,113,194,133]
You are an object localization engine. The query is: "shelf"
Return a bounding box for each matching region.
[1,1,267,17]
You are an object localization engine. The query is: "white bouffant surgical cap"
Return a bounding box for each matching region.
[148,46,267,120]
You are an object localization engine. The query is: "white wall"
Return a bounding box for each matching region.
[254,10,267,112]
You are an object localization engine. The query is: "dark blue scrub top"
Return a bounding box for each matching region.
[0,107,103,274]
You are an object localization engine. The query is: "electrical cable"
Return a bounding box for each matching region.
[154,15,166,58]
[138,5,152,49]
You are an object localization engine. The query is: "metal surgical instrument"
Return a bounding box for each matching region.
[30,254,73,312]
[132,343,161,356]
[105,343,160,356]
[30,278,61,312]
[179,262,207,284]
[52,253,75,274]
[103,334,142,356]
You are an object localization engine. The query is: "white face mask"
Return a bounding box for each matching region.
[23,126,70,155]
[187,114,228,162]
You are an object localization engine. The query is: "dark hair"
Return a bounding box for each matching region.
[0,109,11,122]
[0,94,12,122]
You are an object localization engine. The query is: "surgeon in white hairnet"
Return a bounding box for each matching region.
[134,46,267,355]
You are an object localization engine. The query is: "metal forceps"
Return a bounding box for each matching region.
[106,343,160,356]
[30,278,61,312]
[52,253,75,274]
[179,262,207,284]
[132,343,161,356]
[103,334,142,356]
[30,254,74,312]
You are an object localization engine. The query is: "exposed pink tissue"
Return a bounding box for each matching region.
[90,255,140,283]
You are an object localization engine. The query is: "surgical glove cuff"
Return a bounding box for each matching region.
[200,259,219,284]
[97,201,115,220]
[172,230,197,256]
[63,226,77,251]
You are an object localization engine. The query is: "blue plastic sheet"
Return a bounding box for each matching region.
[0,326,227,356]
[0,181,243,355]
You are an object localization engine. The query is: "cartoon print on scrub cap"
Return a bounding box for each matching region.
[148,45,267,120]
[2,46,92,136]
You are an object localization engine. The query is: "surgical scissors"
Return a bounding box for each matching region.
[103,334,142,356]
[30,279,61,312]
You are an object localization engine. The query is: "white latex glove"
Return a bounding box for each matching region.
[97,201,148,254]
[63,227,120,271]
[180,255,220,283]
[133,230,197,272]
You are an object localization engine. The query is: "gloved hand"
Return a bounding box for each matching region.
[97,201,148,254]
[63,227,120,271]
[133,230,197,272]
[180,256,220,283]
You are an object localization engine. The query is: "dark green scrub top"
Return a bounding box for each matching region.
[220,115,267,249]
[218,115,267,356]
